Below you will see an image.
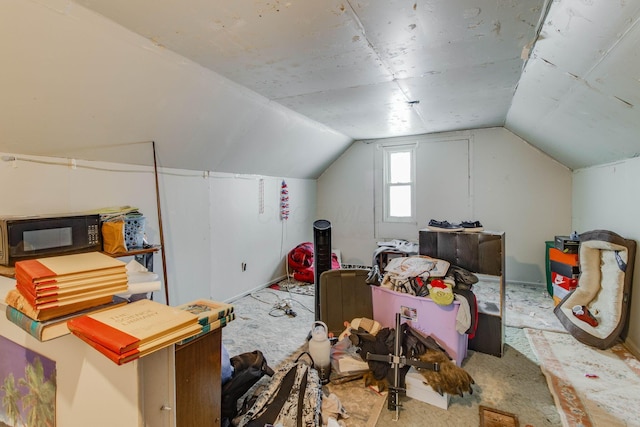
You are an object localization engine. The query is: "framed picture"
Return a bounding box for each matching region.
[479,405,519,427]
[0,336,56,426]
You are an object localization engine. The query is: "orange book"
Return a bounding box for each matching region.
[72,321,202,365]
[67,299,199,354]
[24,271,128,291]
[15,252,126,284]
[73,331,142,364]
[5,288,114,321]
[29,284,128,306]
[16,282,127,309]
[32,280,128,299]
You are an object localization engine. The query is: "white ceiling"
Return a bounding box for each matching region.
[4,1,638,177]
[73,0,544,136]
[70,0,640,172]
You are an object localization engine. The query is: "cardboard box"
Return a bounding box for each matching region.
[405,367,449,409]
[554,235,579,254]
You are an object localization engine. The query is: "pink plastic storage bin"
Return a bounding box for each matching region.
[371,286,468,366]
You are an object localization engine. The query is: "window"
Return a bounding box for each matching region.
[374,135,469,240]
[383,144,415,223]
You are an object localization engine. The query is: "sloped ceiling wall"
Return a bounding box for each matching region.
[1,0,639,178]
[507,0,640,170]
[0,0,352,179]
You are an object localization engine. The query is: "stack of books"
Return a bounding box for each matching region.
[67,298,202,365]
[175,299,236,345]
[5,292,127,341]
[5,252,130,341]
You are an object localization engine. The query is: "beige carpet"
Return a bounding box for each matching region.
[374,327,560,426]
[224,288,563,426]
[526,329,640,427]
[276,329,560,427]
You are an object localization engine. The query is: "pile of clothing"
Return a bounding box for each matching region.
[337,317,475,398]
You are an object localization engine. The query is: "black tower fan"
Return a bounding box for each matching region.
[313,219,332,321]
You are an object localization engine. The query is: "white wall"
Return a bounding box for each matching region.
[573,157,640,356]
[0,152,315,305]
[207,174,317,302]
[317,127,573,285]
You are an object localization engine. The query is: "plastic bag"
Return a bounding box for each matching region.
[329,338,369,384]
[101,221,127,253]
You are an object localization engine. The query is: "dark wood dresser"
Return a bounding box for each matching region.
[175,327,222,426]
[419,230,505,357]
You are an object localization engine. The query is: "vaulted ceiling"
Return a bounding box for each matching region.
[3,1,639,177]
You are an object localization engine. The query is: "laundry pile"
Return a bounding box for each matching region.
[370,244,480,340]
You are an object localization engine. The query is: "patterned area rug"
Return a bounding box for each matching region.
[525,329,640,426]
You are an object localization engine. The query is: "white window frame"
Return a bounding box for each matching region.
[382,144,416,224]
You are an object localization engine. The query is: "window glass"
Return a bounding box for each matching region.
[383,145,415,222]
[389,151,411,183]
[389,185,411,217]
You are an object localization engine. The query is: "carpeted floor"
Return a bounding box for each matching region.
[526,328,640,427]
[374,326,561,427]
[470,279,566,333]
[222,289,388,426]
[222,279,567,426]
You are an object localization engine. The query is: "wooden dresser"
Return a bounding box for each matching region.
[175,327,222,426]
[419,229,505,357]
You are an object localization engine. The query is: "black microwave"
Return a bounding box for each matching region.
[0,214,102,266]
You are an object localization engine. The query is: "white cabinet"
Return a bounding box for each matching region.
[0,278,221,427]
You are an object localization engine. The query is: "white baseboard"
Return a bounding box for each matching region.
[224,274,289,303]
